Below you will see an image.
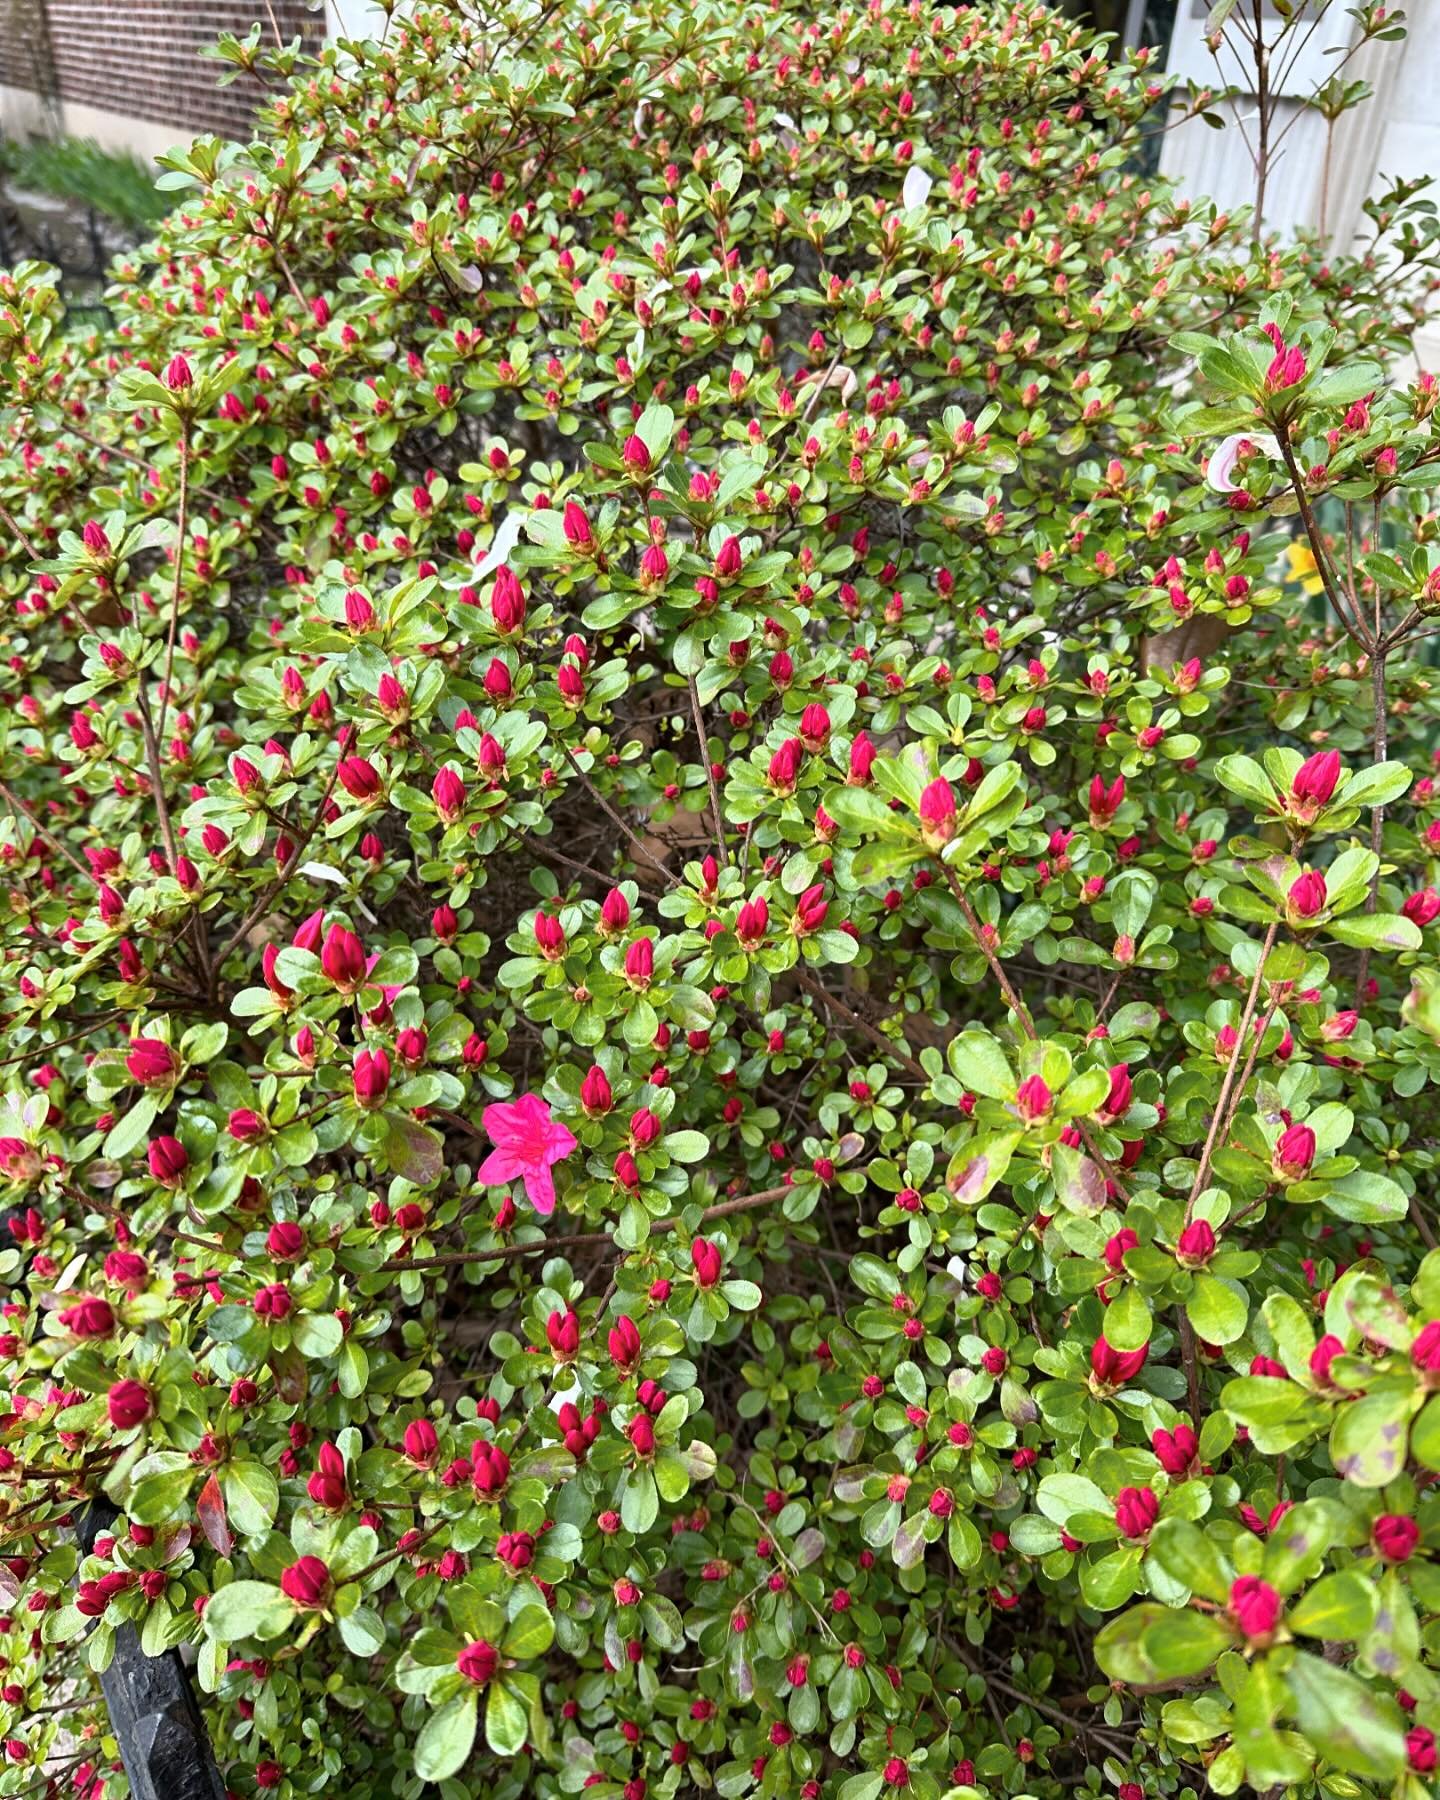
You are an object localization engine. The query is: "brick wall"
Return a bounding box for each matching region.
[0,2,326,139]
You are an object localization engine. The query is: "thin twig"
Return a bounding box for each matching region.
[558,741,673,883]
[380,1182,793,1273]
[687,673,728,866]
[1186,925,1280,1221]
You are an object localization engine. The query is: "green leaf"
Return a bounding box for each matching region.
[1141,1608,1234,1678]
[1288,1571,1377,1640]
[663,1130,709,1162]
[127,1467,194,1525]
[202,1581,295,1644]
[503,1606,555,1660]
[1186,1274,1249,1345]
[339,1605,386,1657]
[1327,913,1422,953]
[947,1031,1014,1099]
[1104,1281,1152,1352]
[1284,1650,1406,1778]
[1147,1518,1230,1603]
[415,1691,478,1782]
[1262,1498,1339,1593]
[1304,362,1385,408]
[823,786,909,837]
[1213,753,1274,811]
[292,1312,344,1359]
[104,1096,157,1161]
[620,1466,659,1534]
[222,1462,278,1535]
[1330,1390,1413,1488]
[485,1679,529,1755]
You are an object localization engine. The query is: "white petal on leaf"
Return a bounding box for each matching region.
[902,165,933,211]
[472,510,524,576]
[1207,430,1280,494]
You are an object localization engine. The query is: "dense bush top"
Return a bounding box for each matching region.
[3,1,1440,1795]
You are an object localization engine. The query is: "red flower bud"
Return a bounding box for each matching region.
[691,1238,723,1289]
[147,1136,188,1185]
[266,1221,305,1261]
[1229,1573,1282,1640]
[352,1048,390,1108]
[1114,1485,1159,1539]
[127,1037,177,1087]
[280,1555,331,1608]
[1272,1123,1316,1183]
[320,925,366,992]
[106,1378,151,1428]
[61,1298,115,1340]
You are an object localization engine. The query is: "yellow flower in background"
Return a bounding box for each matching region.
[1284,540,1325,596]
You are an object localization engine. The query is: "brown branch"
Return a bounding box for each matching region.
[687,673,729,866]
[558,741,673,883]
[380,1181,794,1273]
[793,969,927,1081]
[1185,920,1279,1220]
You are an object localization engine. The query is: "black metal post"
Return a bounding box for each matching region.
[75,1499,228,1800]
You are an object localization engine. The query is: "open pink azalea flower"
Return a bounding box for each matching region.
[478,1093,577,1216]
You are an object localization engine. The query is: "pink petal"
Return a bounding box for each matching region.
[522,1164,556,1215]
[478,1148,524,1187]
[481,1099,531,1152]
[542,1119,578,1162]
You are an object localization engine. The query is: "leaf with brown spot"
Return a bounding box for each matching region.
[196,1473,232,1558]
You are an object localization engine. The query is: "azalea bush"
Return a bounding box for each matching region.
[5,0,1440,1795]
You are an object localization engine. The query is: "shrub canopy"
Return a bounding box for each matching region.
[3,2,1440,1797]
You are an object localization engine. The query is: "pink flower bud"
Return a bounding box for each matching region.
[624,937,654,987]
[735,896,769,945]
[457,1640,498,1685]
[546,1309,581,1359]
[490,566,526,633]
[1229,1574,1282,1640]
[402,1419,439,1468]
[280,1556,330,1608]
[147,1136,188,1185]
[432,767,466,821]
[562,501,593,547]
[1099,1062,1132,1123]
[608,1314,642,1370]
[353,1049,390,1108]
[534,912,566,958]
[106,1378,152,1428]
[1091,1335,1147,1387]
[127,1037,177,1087]
[1272,1123,1316,1183]
[1014,1075,1052,1123]
[1114,1486,1159,1540]
[61,1297,115,1340]
[1176,1219,1215,1266]
[1088,773,1124,827]
[321,924,367,991]
[714,536,742,577]
[918,777,956,844]
[581,1066,613,1114]
[1403,888,1440,928]
[692,1238,723,1288]
[1151,1424,1197,1475]
[344,591,377,633]
[1287,869,1327,921]
[1291,749,1340,811]
[767,737,803,792]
